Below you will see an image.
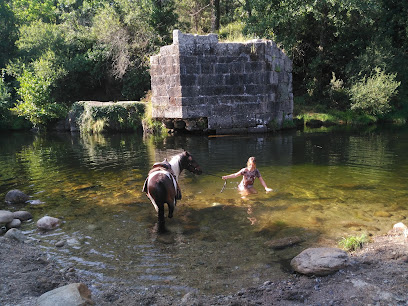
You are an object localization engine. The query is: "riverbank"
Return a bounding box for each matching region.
[1,227,407,305]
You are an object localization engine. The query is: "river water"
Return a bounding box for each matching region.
[1,125,408,296]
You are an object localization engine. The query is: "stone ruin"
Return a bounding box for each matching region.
[150,30,293,134]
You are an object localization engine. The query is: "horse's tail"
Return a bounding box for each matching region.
[142,177,148,193]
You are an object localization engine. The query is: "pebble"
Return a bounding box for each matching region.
[55,240,65,247]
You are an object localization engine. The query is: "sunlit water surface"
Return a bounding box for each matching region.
[1,126,408,296]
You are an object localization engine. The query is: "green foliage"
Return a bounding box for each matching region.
[339,233,369,252]
[218,22,253,42]
[150,0,178,45]
[349,68,400,116]
[11,0,57,24]
[0,1,17,69]
[12,51,68,127]
[0,70,11,107]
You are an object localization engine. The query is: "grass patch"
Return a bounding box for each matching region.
[338,233,370,252]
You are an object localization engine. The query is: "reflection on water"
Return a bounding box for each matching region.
[1,126,408,296]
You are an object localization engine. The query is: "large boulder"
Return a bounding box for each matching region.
[0,210,14,224]
[290,247,349,276]
[5,189,29,204]
[37,216,61,231]
[36,283,94,306]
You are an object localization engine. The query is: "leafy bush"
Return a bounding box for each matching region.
[349,68,400,116]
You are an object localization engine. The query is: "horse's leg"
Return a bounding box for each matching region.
[157,203,166,232]
[168,199,176,218]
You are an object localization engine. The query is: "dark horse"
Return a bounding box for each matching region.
[143,151,202,231]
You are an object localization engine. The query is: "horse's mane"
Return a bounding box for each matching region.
[169,151,187,179]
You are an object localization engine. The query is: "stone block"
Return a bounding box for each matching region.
[245,84,264,96]
[150,56,159,65]
[180,56,197,66]
[153,105,182,118]
[173,30,194,45]
[152,96,169,106]
[208,115,233,129]
[230,62,244,74]
[268,71,279,85]
[181,86,199,97]
[214,63,230,74]
[168,87,182,98]
[160,45,178,56]
[183,105,209,118]
[169,96,182,106]
[245,61,265,73]
[200,63,214,74]
[181,74,197,86]
[215,43,229,55]
[227,74,244,86]
[183,64,199,75]
[218,56,235,64]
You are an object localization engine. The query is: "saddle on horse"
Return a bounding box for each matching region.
[142,159,182,200]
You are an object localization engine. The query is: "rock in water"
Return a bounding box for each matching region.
[5,189,29,204]
[36,283,94,306]
[6,219,22,229]
[290,247,349,276]
[4,228,26,242]
[37,216,61,231]
[13,210,33,221]
[0,210,14,224]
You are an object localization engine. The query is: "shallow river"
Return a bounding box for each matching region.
[1,125,408,296]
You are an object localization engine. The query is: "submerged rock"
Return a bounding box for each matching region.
[264,236,303,250]
[5,189,29,204]
[0,210,14,224]
[37,216,61,231]
[290,247,349,276]
[374,211,392,218]
[36,283,94,306]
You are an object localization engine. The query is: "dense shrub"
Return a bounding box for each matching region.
[349,68,400,116]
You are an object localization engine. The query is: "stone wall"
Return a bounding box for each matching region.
[150,30,293,133]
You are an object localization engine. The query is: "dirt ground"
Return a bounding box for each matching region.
[1,230,407,306]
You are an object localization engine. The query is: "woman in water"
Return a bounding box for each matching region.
[222,156,273,196]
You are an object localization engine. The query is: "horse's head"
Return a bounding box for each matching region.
[180,151,202,175]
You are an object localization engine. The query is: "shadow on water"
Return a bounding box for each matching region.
[1,126,408,295]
